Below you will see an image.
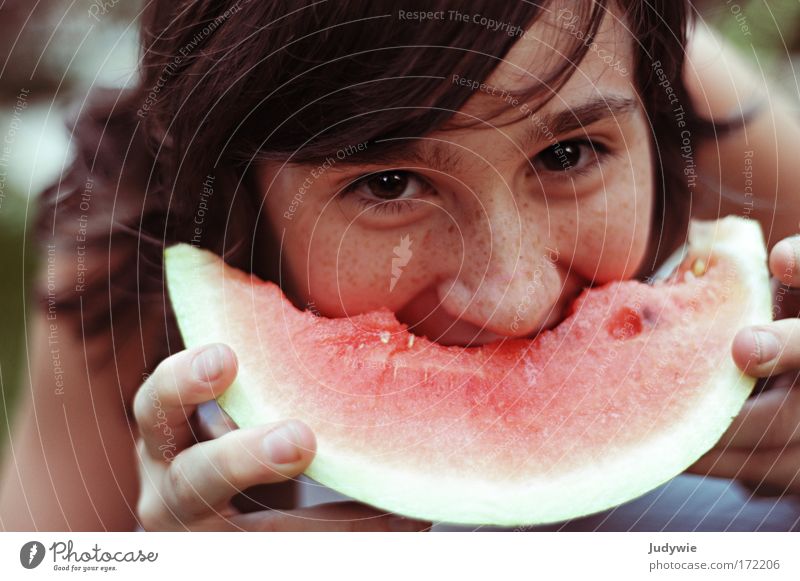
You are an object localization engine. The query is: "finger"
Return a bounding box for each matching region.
[769,235,800,287]
[731,319,800,377]
[686,444,800,494]
[133,344,237,459]
[158,420,316,525]
[136,439,171,529]
[715,384,800,449]
[137,437,242,531]
[226,502,431,532]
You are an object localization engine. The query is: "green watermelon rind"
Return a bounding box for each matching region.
[164,216,772,526]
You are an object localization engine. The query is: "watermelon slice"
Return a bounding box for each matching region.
[164,216,771,525]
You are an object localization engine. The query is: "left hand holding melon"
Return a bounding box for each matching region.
[133,343,430,531]
[687,235,800,495]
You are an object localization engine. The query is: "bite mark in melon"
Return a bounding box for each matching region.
[165,216,772,525]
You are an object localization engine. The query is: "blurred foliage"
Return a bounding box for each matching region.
[698,0,800,98]
[0,192,35,448]
[0,0,141,102]
[0,0,141,450]
[701,0,800,56]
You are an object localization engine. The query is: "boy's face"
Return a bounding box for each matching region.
[258,3,654,346]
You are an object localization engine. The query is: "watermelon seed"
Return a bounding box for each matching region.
[692,258,707,277]
[407,335,415,348]
[379,330,390,344]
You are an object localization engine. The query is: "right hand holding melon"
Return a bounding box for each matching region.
[132,343,429,531]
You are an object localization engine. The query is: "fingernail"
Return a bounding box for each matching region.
[753,329,780,364]
[263,421,308,465]
[388,516,430,532]
[776,237,799,262]
[192,344,226,382]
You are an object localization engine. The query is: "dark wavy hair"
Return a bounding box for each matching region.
[36,0,706,369]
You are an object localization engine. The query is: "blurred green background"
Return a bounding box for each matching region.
[0,0,799,453]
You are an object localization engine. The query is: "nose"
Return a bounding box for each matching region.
[434,193,566,338]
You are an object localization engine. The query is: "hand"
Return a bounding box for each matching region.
[687,235,800,495]
[133,343,430,531]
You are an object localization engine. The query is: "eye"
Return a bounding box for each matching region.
[530,139,608,175]
[352,170,423,200]
[342,170,433,214]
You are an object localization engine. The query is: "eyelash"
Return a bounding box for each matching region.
[352,197,418,216]
[339,171,433,215]
[339,138,611,215]
[529,139,611,178]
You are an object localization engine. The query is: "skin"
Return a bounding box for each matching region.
[258,8,653,347]
[2,8,800,531]
[680,22,800,495]
[688,242,800,494]
[133,344,426,531]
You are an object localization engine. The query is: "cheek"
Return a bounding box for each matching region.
[262,166,449,319]
[572,149,653,282]
[283,210,444,318]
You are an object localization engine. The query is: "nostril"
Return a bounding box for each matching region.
[606,306,643,340]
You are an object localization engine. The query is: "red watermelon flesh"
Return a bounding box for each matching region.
[165,216,772,525]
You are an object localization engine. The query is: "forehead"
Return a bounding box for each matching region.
[456,2,636,121]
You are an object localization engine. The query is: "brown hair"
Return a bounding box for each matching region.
[36,0,704,368]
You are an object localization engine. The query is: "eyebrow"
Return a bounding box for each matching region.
[524,95,639,143]
[334,95,640,174]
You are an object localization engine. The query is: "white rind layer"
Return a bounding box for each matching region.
[165,216,772,525]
